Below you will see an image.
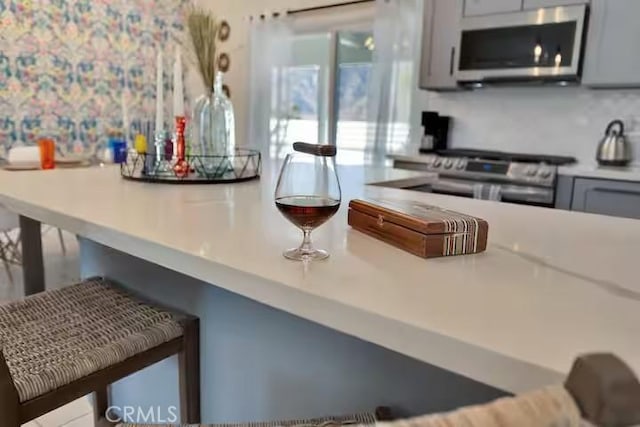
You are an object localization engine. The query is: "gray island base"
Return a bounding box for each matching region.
[80,238,505,423]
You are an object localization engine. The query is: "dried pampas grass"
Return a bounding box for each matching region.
[186,8,218,90]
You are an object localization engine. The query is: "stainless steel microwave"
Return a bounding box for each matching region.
[455,5,588,83]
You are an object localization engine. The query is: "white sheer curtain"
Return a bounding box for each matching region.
[247,15,294,155]
[367,0,421,164]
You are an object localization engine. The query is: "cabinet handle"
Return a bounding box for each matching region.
[591,188,640,197]
[449,47,455,76]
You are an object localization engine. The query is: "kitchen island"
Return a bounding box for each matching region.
[0,162,638,422]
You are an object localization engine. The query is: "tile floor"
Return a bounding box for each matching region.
[0,228,97,427]
[0,227,80,301]
[24,396,94,427]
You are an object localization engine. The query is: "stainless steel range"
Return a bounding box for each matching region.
[393,149,576,207]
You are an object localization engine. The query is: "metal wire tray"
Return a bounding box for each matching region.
[120,149,261,184]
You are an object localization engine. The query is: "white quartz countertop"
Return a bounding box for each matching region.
[0,162,638,394]
[559,163,640,182]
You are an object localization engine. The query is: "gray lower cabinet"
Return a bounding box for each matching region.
[570,178,640,220]
[555,175,575,210]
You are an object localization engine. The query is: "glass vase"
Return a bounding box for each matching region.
[190,94,208,156]
[195,71,236,174]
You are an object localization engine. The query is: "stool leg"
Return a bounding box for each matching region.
[93,387,115,427]
[0,350,21,426]
[179,318,201,423]
[19,215,45,296]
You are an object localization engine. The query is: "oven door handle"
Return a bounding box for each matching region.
[431,180,475,194]
[431,179,554,202]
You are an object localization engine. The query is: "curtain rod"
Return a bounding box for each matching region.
[287,0,374,16]
[250,0,375,21]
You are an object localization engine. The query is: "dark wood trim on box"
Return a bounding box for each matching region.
[348,208,488,259]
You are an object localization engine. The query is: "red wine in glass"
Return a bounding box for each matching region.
[276,196,340,230]
[274,143,341,261]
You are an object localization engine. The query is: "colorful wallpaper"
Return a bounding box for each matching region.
[0,0,188,157]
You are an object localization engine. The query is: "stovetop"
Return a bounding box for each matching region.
[419,148,577,166]
[407,148,575,188]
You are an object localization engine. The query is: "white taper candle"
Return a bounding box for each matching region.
[122,77,129,143]
[155,51,164,134]
[173,46,184,117]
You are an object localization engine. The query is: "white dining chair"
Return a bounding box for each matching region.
[0,207,20,285]
[0,206,67,285]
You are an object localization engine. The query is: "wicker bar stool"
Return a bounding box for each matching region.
[117,407,391,427]
[0,277,200,427]
[115,354,640,427]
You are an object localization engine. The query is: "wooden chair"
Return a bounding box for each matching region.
[117,354,640,427]
[116,407,392,427]
[0,277,200,427]
[565,353,640,426]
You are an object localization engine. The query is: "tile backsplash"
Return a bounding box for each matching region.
[418,87,640,165]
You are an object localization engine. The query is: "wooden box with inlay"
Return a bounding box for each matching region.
[348,198,488,258]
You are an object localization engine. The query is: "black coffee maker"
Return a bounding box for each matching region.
[420,111,451,153]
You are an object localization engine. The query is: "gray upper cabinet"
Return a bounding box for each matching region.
[463,0,522,16]
[523,0,588,9]
[419,0,463,91]
[582,0,640,88]
[571,178,640,220]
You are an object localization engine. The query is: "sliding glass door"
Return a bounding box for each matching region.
[269,33,332,160]
[335,31,374,164]
[268,5,375,164]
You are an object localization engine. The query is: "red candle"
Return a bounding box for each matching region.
[173,116,188,177]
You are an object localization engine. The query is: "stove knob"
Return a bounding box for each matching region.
[538,168,552,178]
[525,166,538,176]
[443,159,454,169]
[455,159,466,170]
[432,158,443,168]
